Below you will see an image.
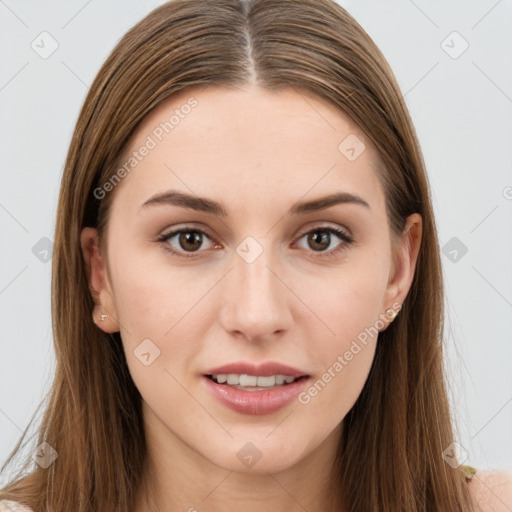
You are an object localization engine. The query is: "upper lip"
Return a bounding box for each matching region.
[203,361,309,378]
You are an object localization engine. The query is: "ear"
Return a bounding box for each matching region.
[380,213,422,329]
[80,227,120,333]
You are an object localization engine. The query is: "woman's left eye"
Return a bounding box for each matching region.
[156,226,354,259]
[295,226,354,259]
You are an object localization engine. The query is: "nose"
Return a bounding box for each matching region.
[218,238,293,343]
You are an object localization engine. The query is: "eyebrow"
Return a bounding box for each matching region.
[139,189,370,216]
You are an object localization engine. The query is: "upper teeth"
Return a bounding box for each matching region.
[212,374,297,386]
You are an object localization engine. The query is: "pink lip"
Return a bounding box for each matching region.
[202,375,310,415]
[203,361,309,378]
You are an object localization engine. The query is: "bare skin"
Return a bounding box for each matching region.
[81,84,422,512]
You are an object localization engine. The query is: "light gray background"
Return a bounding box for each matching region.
[1,0,511,483]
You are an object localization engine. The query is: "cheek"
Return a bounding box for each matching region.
[110,245,197,337]
[297,254,389,410]
[113,272,200,418]
[298,340,376,423]
[298,288,381,418]
[307,251,389,346]
[108,249,219,389]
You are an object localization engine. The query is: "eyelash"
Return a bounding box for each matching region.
[156,225,354,260]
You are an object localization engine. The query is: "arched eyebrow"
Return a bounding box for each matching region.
[139,190,370,217]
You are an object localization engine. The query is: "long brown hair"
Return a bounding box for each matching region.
[0,0,474,510]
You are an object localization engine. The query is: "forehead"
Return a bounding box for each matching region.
[110,85,385,219]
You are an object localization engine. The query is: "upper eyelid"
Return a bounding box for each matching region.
[159,223,351,248]
[160,222,349,236]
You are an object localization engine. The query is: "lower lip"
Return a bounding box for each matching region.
[202,375,310,415]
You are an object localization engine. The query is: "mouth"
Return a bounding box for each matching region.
[204,373,309,391]
[201,361,311,414]
[201,371,311,415]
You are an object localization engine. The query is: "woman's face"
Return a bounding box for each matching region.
[82,84,420,475]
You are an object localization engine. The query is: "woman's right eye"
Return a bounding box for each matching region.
[157,228,217,258]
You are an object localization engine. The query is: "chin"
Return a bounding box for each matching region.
[203,431,312,475]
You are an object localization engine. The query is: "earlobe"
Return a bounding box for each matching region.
[80,227,120,333]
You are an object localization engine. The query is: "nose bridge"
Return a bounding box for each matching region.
[220,235,291,339]
[234,235,281,309]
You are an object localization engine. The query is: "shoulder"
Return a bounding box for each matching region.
[468,469,512,512]
[0,500,34,512]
